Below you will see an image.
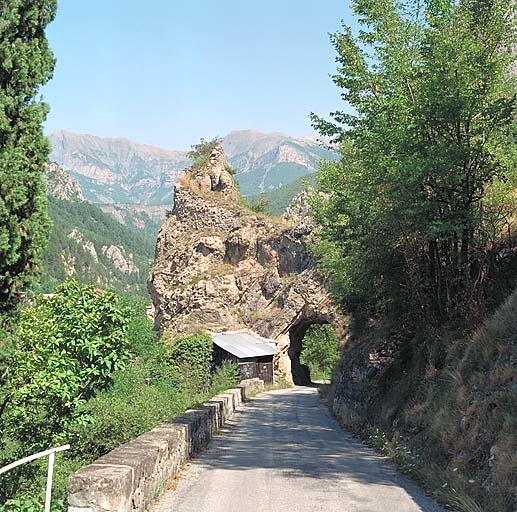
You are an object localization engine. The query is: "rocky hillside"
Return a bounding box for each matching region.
[48,130,335,205]
[44,162,84,202]
[40,163,155,296]
[97,204,166,234]
[49,131,189,205]
[148,145,344,384]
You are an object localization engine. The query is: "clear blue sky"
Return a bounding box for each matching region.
[43,1,355,150]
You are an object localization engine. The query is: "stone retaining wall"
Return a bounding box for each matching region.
[68,378,265,512]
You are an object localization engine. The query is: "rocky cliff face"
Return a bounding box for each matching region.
[44,162,84,201]
[148,146,343,384]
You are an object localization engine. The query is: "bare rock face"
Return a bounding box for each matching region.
[102,245,139,275]
[68,229,98,262]
[148,145,343,384]
[44,162,84,202]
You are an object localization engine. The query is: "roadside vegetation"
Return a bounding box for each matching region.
[0,280,239,511]
[311,1,517,510]
[300,324,340,381]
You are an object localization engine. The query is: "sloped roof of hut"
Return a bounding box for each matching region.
[211,332,276,359]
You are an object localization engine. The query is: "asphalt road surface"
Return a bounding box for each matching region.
[153,387,445,512]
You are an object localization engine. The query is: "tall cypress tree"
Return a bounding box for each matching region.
[0,1,57,310]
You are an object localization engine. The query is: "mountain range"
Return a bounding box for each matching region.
[40,129,335,296]
[48,129,335,204]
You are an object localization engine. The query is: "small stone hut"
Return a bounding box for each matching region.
[212,332,276,384]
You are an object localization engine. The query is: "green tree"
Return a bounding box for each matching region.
[300,324,340,381]
[0,1,57,311]
[0,280,131,463]
[187,137,222,168]
[311,0,517,319]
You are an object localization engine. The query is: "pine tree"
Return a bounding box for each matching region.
[0,1,57,310]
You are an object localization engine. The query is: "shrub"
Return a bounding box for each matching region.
[0,496,46,512]
[69,364,187,460]
[169,333,213,393]
[209,361,240,395]
[243,196,270,214]
[1,280,131,452]
[0,280,132,503]
[187,137,221,169]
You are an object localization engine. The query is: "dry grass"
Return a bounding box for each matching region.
[248,308,279,323]
[204,263,236,277]
[330,285,517,512]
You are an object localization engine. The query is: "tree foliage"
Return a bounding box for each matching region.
[0,1,57,311]
[311,0,517,319]
[187,137,222,168]
[0,280,132,470]
[300,324,340,380]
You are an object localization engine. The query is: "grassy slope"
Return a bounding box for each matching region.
[332,286,517,512]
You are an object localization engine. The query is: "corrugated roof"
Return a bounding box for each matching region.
[212,332,277,359]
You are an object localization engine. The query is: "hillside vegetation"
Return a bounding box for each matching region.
[38,197,156,297]
[311,1,517,511]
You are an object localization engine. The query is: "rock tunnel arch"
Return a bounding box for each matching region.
[288,318,333,385]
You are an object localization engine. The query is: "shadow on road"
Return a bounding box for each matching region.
[192,387,442,511]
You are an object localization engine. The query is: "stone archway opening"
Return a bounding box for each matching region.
[288,319,330,385]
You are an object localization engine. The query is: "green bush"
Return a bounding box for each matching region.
[0,496,46,512]
[69,364,186,460]
[187,137,221,168]
[209,361,240,395]
[300,324,340,381]
[1,280,132,452]
[169,333,213,393]
[243,196,270,214]
[0,280,132,504]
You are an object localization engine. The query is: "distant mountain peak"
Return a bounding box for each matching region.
[48,129,336,204]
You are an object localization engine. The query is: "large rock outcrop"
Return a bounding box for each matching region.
[148,146,343,384]
[44,162,84,201]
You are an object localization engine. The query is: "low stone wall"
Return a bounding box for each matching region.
[68,378,265,512]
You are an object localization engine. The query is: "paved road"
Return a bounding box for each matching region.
[153,387,445,512]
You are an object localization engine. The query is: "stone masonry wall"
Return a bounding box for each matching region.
[68,378,264,512]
